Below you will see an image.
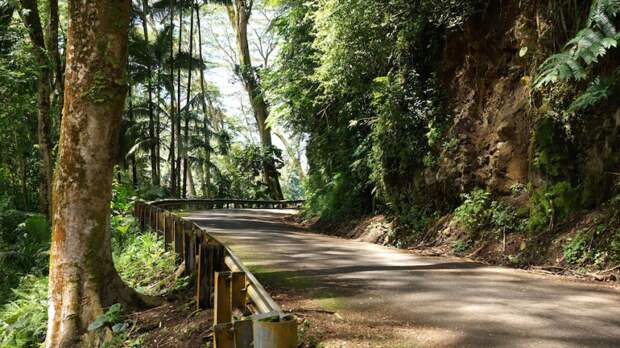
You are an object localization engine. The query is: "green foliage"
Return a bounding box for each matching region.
[453,189,525,240]
[114,231,186,295]
[528,182,580,232]
[269,0,475,220]
[535,0,620,88]
[452,239,470,253]
[567,72,617,113]
[611,228,620,262]
[531,117,572,178]
[0,211,49,304]
[88,303,124,332]
[214,144,284,200]
[303,172,365,221]
[454,189,491,232]
[562,224,614,268]
[563,230,593,265]
[88,303,142,348]
[490,201,524,234]
[0,275,48,348]
[0,224,180,346]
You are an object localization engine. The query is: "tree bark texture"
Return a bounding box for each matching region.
[46,1,156,346]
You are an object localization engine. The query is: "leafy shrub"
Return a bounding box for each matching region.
[563,231,592,265]
[454,188,491,232]
[88,304,143,348]
[611,228,620,262]
[0,213,49,303]
[452,239,470,253]
[0,275,48,348]
[0,209,27,244]
[303,171,368,221]
[114,231,184,295]
[528,182,579,232]
[490,201,524,234]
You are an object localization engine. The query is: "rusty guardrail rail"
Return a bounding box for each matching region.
[133,199,303,347]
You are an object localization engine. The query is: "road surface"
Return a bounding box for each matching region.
[187,209,620,348]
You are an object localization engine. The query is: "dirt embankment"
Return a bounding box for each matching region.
[287,205,620,285]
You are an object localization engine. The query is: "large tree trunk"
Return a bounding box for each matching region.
[141,0,159,186]
[46,2,156,346]
[195,3,211,198]
[19,0,54,217]
[226,0,283,200]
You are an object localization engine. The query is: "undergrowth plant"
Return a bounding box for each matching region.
[535,0,620,112]
[0,276,48,347]
[114,231,187,296]
[454,188,491,232]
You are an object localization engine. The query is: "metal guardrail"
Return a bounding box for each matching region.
[133,199,303,348]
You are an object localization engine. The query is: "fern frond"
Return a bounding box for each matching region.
[535,0,620,89]
[534,52,586,88]
[567,76,613,113]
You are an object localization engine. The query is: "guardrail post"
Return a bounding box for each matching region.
[162,212,169,251]
[183,221,193,276]
[177,218,185,265]
[173,217,182,265]
[155,208,161,233]
[231,271,247,313]
[214,271,233,348]
[196,235,209,309]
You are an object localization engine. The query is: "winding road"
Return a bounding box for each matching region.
[187,208,620,348]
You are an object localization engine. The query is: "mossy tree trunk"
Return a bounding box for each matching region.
[226,0,283,200]
[46,1,157,346]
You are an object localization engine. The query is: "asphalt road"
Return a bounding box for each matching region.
[187,209,620,348]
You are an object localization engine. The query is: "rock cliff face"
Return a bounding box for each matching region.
[434,1,619,204]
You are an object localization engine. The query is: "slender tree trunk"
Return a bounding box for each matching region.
[46,2,157,346]
[176,3,183,195]
[141,0,159,186]
[156,70,162,180]
[169,0,177,196]
[182,2,194,198]
[19,0,54,217]
[195,3,211,198]
[188,161,196,197]
[47,0,62,93]
[128,83,138,187]
[47,0,64,114]
[226,0,283,200]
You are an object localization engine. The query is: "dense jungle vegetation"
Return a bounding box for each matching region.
[0,0,619,346]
